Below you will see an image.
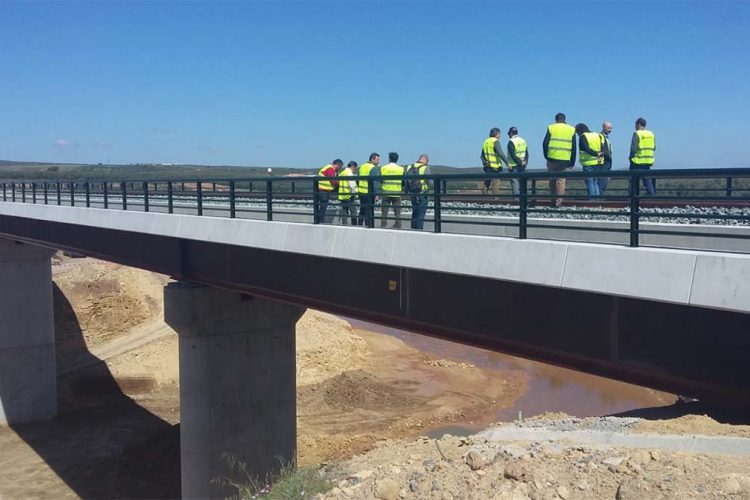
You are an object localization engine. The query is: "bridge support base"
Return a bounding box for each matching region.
[0,238,56,424]
[164,282,304,500]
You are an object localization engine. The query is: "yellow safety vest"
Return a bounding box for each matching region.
[482,137,501,170]
[632,129,655,165]
[380,162,404,196]
[580,132,603,167]
[508,136,527,169]
[318,164,335,191]
[338,167,354,200]
[358,162,376,193]
[547,123,576,161]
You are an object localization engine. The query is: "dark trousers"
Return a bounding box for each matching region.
[358,194,374,227]
[340,197,357,225]
[629,163,655,195]
[599,161,612,195]
[315,191,331,223]
[411,195,428,230]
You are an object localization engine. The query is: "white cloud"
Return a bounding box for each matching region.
[54,138,80,148]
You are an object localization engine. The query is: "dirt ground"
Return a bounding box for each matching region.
[319,420,750,500]
[1,256,749,499]
[0,256,528,499]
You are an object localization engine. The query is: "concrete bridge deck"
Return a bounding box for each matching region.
[1,201,749,498]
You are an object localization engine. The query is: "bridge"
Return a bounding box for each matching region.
[1,169,749,498]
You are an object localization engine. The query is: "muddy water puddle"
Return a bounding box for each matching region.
[346,318,674,421]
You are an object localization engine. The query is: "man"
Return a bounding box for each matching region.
[506,127,528,196]
[575,123,604,197]
[599,121,613,195]
[357,152,380,227]
[543,113,576,207]
[480,128,510,195]
[338,161,358,225]
[629,117,656,195]
[316,159,342,224]
[379,152,404,228]
[405,154,433,230]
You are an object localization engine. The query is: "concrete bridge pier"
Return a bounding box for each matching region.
[164,282,304,500]
[0,238,57,424]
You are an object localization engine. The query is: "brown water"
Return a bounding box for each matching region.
[346,318,674,423]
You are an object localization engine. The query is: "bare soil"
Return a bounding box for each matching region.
[0,256,528,499]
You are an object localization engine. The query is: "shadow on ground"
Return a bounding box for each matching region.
[9,283,180,499]
[611,400,750,425]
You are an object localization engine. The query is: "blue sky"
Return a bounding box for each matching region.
[1,1,748,169]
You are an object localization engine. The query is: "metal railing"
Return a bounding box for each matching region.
[1,168,749,250]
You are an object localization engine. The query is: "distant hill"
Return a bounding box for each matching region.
[0,160,482,181]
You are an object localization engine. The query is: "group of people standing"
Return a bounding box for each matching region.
[314,113,656,228]
[315,152,433,230]
[482,114,656,206]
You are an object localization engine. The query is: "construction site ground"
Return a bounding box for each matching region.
[0,256,748,499]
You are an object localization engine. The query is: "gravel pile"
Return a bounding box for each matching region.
[516,416,642,433]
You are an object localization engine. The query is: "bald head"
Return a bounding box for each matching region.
[602,121,613,134]
[418,154,429,164]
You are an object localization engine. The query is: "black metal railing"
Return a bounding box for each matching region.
[1,168,749,250]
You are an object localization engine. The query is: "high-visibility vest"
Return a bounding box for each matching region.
[318,164,335,191]
[632,129,655,165]
[358,162,376,193]
[338,167,354,200]
[580,132,603,167]
[508,136,527,169]
[482,137,501,170]
[380,162,404,196]
[546,123,576,161]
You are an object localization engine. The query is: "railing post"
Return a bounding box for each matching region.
[629,173,640,247]
[167,181,174,214]
[103,182,109,209]
[85,182,90,207]
[142,181,149,212]
[69,182,75,206]
[531,178,537,198]
[212,182,217,192]
[2,182,6,201]
[266,180,273,221]
[56,182,61,205]
[518,175,528,239]
[181,181,185,191]
[313,178,320,224]
[43,182,48,204]
[726,177,733,197]
[434,178,443,233]
[32,183,37,203]
[197,181,203,216]
[367,177,375,228]
[229,180,236,218]
[291,181,296,194]
[11,183,16,202]
[120,182,127,210]
[21,183,26,203]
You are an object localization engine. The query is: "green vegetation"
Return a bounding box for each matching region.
[211,454,330,499]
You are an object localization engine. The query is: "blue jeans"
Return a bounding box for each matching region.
[629,163,655,195]
[410,195,428,230]
[583,165,601,197]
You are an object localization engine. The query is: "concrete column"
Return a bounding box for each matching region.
[0,238,57,424]
[164,282,304,500]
